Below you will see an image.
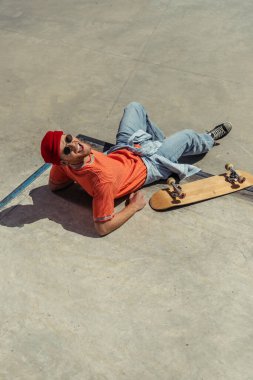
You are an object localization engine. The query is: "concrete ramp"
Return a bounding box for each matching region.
[1,0,253,379]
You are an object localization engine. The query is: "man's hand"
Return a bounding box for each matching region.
[94,190,147,236]
[128,191,147,211]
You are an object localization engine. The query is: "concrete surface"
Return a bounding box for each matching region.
[0,1,253,379]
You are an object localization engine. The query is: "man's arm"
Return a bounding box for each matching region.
[94,191,146,236]
[49,178,74,192]
[48,165,74,191]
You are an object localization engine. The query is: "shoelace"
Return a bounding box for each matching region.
[212,125,226,138]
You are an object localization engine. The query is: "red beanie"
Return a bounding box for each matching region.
[41,131,63,165]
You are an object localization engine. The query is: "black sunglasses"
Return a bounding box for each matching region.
[63,134,73,155]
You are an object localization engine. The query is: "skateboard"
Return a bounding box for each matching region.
[149,164,253,211]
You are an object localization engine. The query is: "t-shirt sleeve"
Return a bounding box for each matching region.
[49,165,72,185]
[92,181,115,223]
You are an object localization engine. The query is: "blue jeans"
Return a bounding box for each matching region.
[115,102,214,182]
[117,102,214,162]
[116,102,165,144]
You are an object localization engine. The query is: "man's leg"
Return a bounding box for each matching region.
[116,102,165,144]
[156,129,214,163]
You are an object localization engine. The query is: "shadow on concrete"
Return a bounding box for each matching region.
[0,154,208,237]
[178,152,207,165]
[0,184,113,238]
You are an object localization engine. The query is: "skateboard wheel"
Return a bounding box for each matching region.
[238,176,246,184]
[167,177,175,186]
[179,193,186,199]
[225,163,233,171]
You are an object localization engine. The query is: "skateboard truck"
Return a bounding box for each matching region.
[225,163,246,184]
[167,177,186,199]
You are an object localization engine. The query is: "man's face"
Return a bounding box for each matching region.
[59,134,91,165]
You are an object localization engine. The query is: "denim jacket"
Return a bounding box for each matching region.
[105,129,200,184]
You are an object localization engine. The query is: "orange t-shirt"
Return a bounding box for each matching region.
[49,149,147,222]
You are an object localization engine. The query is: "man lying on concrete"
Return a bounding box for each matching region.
[40,102,232,236]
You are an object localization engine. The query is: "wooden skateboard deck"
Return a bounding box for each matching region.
[149,168,253,211]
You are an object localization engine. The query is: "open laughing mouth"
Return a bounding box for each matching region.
[77,143,84,153]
